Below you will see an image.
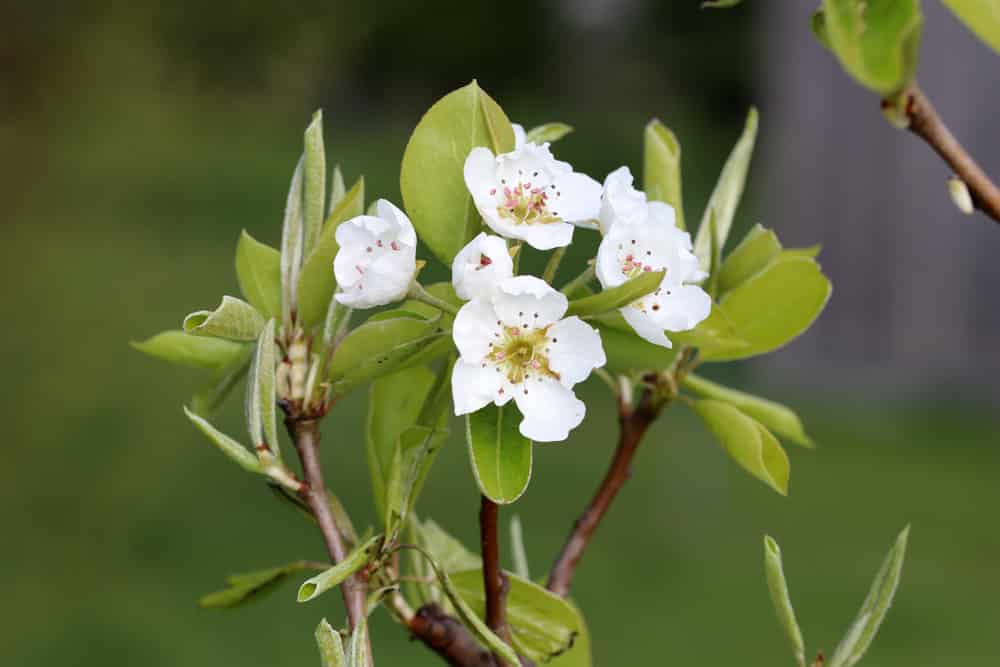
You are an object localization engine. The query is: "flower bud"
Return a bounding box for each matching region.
[948,176,974,215]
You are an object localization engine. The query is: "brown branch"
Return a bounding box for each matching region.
[408,603,496,667]
[480,495,516,665]
[546,386,666,597]
[900,83,1000,223]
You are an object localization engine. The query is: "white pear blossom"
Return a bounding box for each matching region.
[451,276,606,442]
[464,143,601,250]
[512,123,527,149]
[451,232,514,301]
[596,168,711,348]
[333,199,417,309]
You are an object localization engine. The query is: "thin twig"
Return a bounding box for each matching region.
[899,83,1000,223]
[546,387,667,597]
[480,495,515,664]
[408,603,496,667]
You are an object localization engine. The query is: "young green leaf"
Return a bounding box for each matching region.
[692,400,790,495]
[131,330,248,370]
[566,270,665,317]
[547,600,592,667]
[347,616,369,667]
[280,156,305,326]
[828,526,911,667]
[669,303,748,358]
[942,1,1000,56]
[183,406,261,474]
[183,296,267,341]
[315,618,346,667]
[190,348,253,417]
[683,374,815,448]
[400,80,516,265]
[329,164,347,213]
[644,119,685,230]
[510,515,530,581]
[385,425,449,542]
[467,404,533,504]
[693,107,758,271]
[200,561,313,608]
[591,321,679,373]
[717,224,783,295]
[297,177,365,328]
[525,122,574,144]
[706,208,722,298]
[818,0,923,96]
[297,535,382,603]
[415,518,482,573]
[235,230,282,319]
[303,110,327,255]
[763,536,807,667]
[246,319,279,456]
[449,569,586,663]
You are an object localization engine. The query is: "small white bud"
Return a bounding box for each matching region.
[948,176,974,215]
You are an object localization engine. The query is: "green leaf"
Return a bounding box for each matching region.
[400,80,516,265]
[450,569,585,663]
[303,110,327,255]
[246,319,279,456]
[703,255,832,361]
[297,535,383,603]
[548,600,592,667]
[190,348,253,417]
[200,561,311,608]
[510,515,530,581]
[280,156,305,325]
[591,321,678,373]
[183,406,261,474]
[328,313,448,397]
[763,536,807,667]
[330,165,347,213]
[828,526,911,667]
[297,177,365,328]
[315,618,346,667]
[702,0,743,6]
[692,400,790,495]
[183,296,266,341]
[525,122,574,144]
[566,270,665,317]
[943,1,1000,56]
[669,303,748,357]
[693,107,758,271]
[644,119,686,230]
[385,425,449,542]
[415,518,482,573]
[706,208,722,298]
[718,224,782,295]
[347,617,369,667]
[818,0,923,96]
[131,330,248,370]
[683,374,815,448]
[467,404,533,504]
[236,231,282,320]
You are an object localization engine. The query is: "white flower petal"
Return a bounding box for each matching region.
[376,199,417,246]
[621,306,673,348]
[512,123,526,149]
[546,317,606,387]
[649,284,712,332]
[464,147,499,204]
[513,377,586,443]
[491,276,568,328]
[452,298,502,361]
[451,360,510,415]
[599,166,647,233]
[451,232,514,301]
[550,172,602,227]
[646,200,677,230]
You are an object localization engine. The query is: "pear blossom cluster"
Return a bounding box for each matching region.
[330,125,711,441]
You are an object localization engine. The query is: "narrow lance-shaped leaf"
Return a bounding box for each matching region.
[692,400,790,495]
[693,107,758,272]
[348,617,369,667]
[246,319,279,457]
[315,618,346,667]
[763,536,806,667]
[683,374,815,448]
[828,526,911,667]
[706,208,722,298]
[566,270,665,317]
[183,406,261,474]
[297,535,383,603]
[303,110,327,255]
[329,164,347,214]
[510,515,530,580]
[644,119,685,230]
[942,0,1000,57]
[131,330,248,370]
[467,404,533,504]
[235,230,282,319]
[184,296,266,341]
[525,122,574,144]
[280,156,305,326]
[200,561,314,608]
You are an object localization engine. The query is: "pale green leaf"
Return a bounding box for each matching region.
[183,406,261,473]
[348,617,369,667]
[548,600,592,667]
[467,404,533,504]
[385,425,449,542]
[566,270,665,317]
[303,110,327,255]
[297,535,382,603]
[510,515,530,581]
[525,122,574,144]
[281,156,305,325]
[315,618,346,667]
[236,230,282,319]
[200,561,312,608]
[683,374,814,448]
[330,165,347,213]
[131,330,248,370]
[591,320,678,373]
[246,319,279,456]
[828,526,911,667]
[415,518,482,574]
[644,119,685,230]
[693,107,758,271]
[717,224,782,295]
[297,177,365,328]
[190,348,253,417]
[400,81,516,265]
[670,303,748,357]
[943,1,1000,56]
[763,536,807,667]
[693,400,790,495]
[183,296,266,341]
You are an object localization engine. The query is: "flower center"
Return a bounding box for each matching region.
[494,178,562,226]
[487,325,558,385]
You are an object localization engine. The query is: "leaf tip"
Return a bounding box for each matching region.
[298,582,318,603]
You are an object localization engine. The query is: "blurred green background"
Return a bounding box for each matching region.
[3,2,998,666]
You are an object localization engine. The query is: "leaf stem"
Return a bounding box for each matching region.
[541,246,567,284]
[409,283,459,315]
[559,263,595,296]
